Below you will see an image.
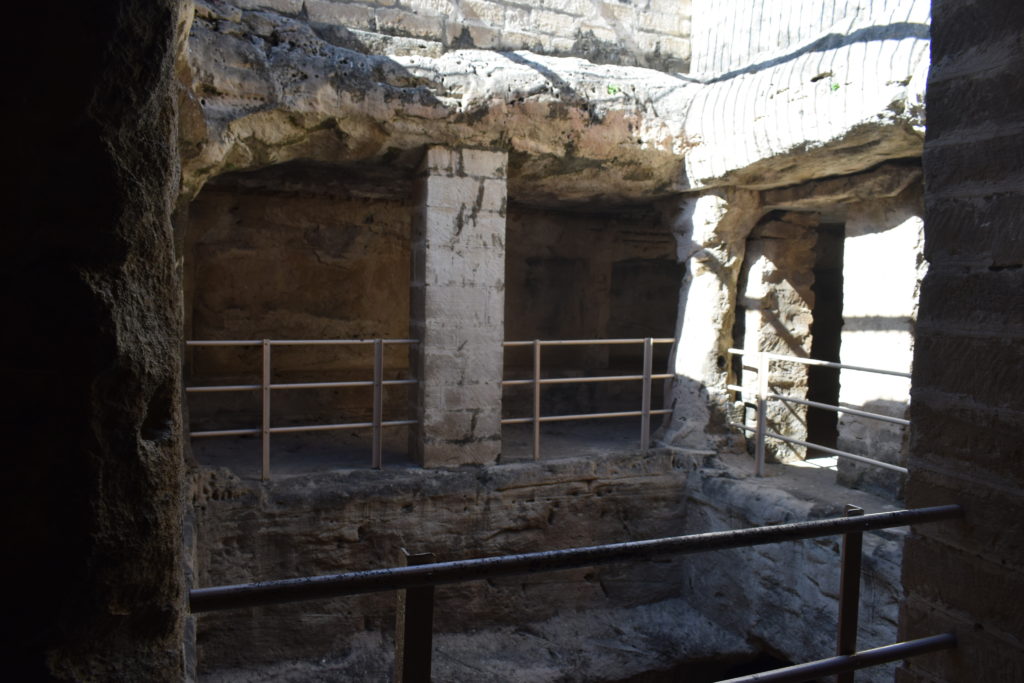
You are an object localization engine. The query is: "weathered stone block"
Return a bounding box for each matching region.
[232,0,304,14]
[902,535,1024,640]
[461,148,508,178]
[923,197,1024,266]
[305,0,376,28]
[465,22,501,49]
[412,147,508,468]
[462,0,506,26]
[530,8,578,36]
[924,133,1024,196]
[538,0,590,17]
[904,466,1024,567]
[375,7,446,40]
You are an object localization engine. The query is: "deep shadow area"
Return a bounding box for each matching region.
[806,222,845,455]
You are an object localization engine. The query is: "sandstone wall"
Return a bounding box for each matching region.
[738,213,817,462]
[899,0,1024,679]
[504,204,677,415]
[680,453,905,682]
[226,0,690,71]
[193,450,692,672]
[185,184,413,433]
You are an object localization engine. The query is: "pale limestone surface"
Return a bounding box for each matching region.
[226,0,692,71]
[660,191,761,450]
[182,1,695,206]
[182,0,929,203]
[411,147,507,466]
[739,214,818,462]
[683,0,929,188]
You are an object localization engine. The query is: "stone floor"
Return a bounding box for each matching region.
[191,420,659,480]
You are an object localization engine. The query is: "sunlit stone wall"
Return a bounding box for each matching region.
[224,0,691,71]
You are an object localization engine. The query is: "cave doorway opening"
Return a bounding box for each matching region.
[501,202,679,460]
[181,160,417,476]
[731,213,845,465]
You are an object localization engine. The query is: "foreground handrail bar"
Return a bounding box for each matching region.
[726,348,911,379]
[189,505,961,613]
[718,633,956,683]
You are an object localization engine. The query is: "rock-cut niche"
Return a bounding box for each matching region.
[182,160,417,471]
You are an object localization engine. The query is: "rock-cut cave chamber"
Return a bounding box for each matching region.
[11,0,1022,680]
[176,1,941,680]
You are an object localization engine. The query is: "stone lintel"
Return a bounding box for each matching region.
[760,162,922,214]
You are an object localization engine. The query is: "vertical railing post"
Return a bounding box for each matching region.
[754,350,768,477]
[394,549,435,683]
[640,337,653,450]
[372,338,384,470]
[532,339,542,461]
[837,504,865,683]
[261,339,271,481]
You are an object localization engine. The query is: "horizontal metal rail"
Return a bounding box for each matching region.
[189,504,961,612]
[504,338,675,347]
[768,392,910,426]
[271,379,418,391]
[185,338,418,477]
[186,384,261,393]
[503,337,673,459]
[729,423,909,474]
[190,427,261,438]
[727,347,911,378]
[727,347,912,476]
[186,379,418,393]
[502,409,672,425]
[502,373,673,386]
[187,339,419,347]
[719,633,956,683]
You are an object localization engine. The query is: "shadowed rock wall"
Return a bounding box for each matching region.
[194,450,692,673]
[899,1,1024,679]
[184,182,413,432]
[3,1,187,679]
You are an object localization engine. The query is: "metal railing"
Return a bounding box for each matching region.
[726,348,912,477]
[501,338,675,460]
[190,503,963,682]
[186,339,418,479]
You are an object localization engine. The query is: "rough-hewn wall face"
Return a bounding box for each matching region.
[230,0,690,71]
[3,1,187,679]
[185,185,412,430]
[194,451,692,673]
[899,1,1024,679]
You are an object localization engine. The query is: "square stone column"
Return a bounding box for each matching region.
[410,147,507,467]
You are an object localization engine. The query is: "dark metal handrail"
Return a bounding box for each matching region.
[720,633,956,683]
[190,504,962,682]
[191,504,961,612]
